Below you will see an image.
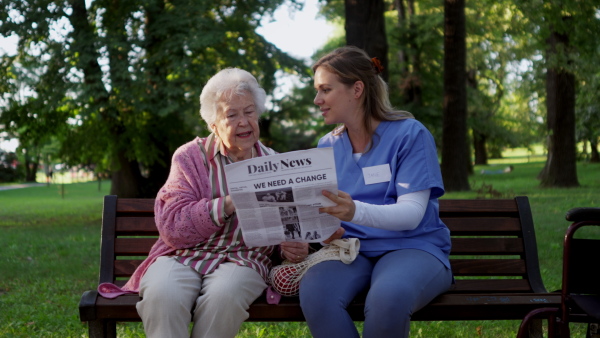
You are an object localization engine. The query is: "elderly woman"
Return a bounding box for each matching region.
[98,68,309,338]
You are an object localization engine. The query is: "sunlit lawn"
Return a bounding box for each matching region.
[0,148,598,337]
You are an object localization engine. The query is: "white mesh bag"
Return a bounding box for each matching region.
[269,238,360,296]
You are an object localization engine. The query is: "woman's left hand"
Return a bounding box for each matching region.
[280,242,309,263]
[319,190,356,222]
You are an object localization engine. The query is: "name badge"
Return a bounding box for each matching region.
[362,164,392,185]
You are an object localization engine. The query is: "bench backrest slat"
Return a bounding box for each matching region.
[117,198,155,212]
[451,279,532,292]
[114,238,156,255]
[438,198,519,213]
[450,238,524,254]
[100,195,546,294]
[451,259,526,275]
[116,217,158,234]
[444,218,522,234]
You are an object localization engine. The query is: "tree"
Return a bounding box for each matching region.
[393,0,425,108]
[576,69,600,163]
[0,40,70,182]
[514,0,600,187]
[0,0,306,197]
[577,104,600,163]
[441,0,470,191]
[344,0,389,80]
[0,150,24,182]
[465,0,530,165]
[387,0,445,142]
[538,20,579,187]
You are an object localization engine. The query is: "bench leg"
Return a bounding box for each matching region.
[88,319,117,338]
[518,308,560,338]
[526,318,544,338]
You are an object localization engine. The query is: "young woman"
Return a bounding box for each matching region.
[299,46,453,338]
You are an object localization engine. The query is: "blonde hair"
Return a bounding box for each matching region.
[199,68,267,127]
[312,46,413,136]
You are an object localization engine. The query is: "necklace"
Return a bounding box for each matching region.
[228,146,256,162]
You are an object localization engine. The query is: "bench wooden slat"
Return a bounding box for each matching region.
[248,292,561,321]
[118,199,522,214]
[116,217,159,234]
[451,279,533,292]
[91,291,560,322]
[112,217,526,236]
[114,258,528,278]
[112,238,528,258]
[443,217,522,234]
[113,238,526,256]
[438,199,518,214]
[404,293,561,321]
[114,238,156,255]
[450,238,524,254]
[450,259,526,275]
[116,198,155,213]
[114,260,144,277]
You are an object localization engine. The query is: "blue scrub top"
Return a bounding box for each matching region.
[318,119,451,268]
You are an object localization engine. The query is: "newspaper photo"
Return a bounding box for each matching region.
[225,147,341,247]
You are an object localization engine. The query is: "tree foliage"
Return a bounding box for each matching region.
[514,0,600,187]
[0,0,307,196]
[2,0,599,193]
[0,149,24,182]
[576,68,600,162]
[388,0,444,132]
[317,0,598,189]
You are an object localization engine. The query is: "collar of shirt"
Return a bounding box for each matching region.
[205,132,266,163]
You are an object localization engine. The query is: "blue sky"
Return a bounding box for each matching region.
[258,0,334,61]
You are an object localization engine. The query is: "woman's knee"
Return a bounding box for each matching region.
[365,283,415,320]
[300,259,371,314]
[366,250,452,318]
[199,264,266,312]
[138,257,202,311]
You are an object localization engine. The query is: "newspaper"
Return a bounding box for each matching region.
[225,147,341,247]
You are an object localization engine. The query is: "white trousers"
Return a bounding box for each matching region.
[137,256,267,338]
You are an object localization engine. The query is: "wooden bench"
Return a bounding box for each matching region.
[79,195,560,337]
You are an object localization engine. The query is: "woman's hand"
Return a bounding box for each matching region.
[322,227,345,244]
[319,190,356,222]
[280,242,309,263]
[224,195,236,218]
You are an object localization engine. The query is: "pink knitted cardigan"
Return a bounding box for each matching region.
[98,137,229,298]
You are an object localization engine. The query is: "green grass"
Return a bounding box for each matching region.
[0,157,598,337]
[0,182,110,337]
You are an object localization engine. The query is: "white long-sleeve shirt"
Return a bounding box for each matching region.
[351,188,430,231]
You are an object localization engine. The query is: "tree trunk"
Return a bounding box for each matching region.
[473,131,488,165]
[395,0,408,71]
[590,138,600,163]
[70,0,148,197]
[110,151,144,198]
[24,152,40,182]
[395,0,422,106]
[538,22,579,187]
[468,69,487,165]
[441,0,470,191]
[345,0,389,81]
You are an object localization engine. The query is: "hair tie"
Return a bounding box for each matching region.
[371,57,384,74]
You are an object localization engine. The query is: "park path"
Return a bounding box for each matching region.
[0,183,46,191]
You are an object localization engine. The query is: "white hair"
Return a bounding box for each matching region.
[199,68,267,127]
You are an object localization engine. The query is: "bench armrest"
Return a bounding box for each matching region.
[79,290,99,322]
[565,208,600,223]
